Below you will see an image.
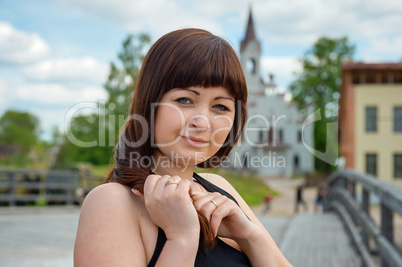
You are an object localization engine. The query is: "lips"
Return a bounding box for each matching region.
[182,136,209,146]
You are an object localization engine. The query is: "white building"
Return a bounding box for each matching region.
[228,9,314,177]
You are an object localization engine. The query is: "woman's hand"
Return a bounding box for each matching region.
[191,190,256,242]
[133,175,200,241]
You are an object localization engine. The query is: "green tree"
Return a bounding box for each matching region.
[0,110,41,153]
[58,33,151,166]
[289,37,355,173]
[105,33,151,117]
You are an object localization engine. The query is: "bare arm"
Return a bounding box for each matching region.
[74,182,200,267]
[74,183,147,266]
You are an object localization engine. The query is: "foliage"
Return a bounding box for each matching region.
[57,33,151,166]
[104,33,151,117]
[197,168,277,206]
[289,37,355,173]
[58,114,114,165]
[0,110,41,153]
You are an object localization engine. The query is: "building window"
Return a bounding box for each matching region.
[394,154,402,179]
[365,154,377,176]
[259,130,264,143]
[365,107,377,132]
[297,130,302,143]
[294,155,300,169]
[246,58,256,74]
[394,107,402,132]
[268,128,273,145]
[278,129,283,143]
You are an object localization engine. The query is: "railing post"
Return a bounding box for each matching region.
[362,189,370,248]
[334,175,347,188]
[9,172,16,207]
[380,202,393,267]
[350,181,356,198]
[66,177,73,206]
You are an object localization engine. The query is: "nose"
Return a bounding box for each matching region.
[188,114,211,131]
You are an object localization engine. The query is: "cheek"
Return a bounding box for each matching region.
[211,116,235,145]
[154,106,185,139]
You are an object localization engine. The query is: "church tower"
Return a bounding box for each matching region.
[232,8,314,178]
[240,8,263,93]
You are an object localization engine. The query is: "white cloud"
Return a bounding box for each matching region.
[360,37,402,61]
[0,21,50,64]
[22,57,109,84]
[52,0,402,65]
[54,0,225,38]
[260,56,302,92]
[53,0,402,46]
[254,0,402,45]
[15,83,107,105]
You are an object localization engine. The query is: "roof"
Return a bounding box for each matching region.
[342,62,402,71]
[240,8,261,52]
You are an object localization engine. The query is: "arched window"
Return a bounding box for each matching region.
[246,58,256,74]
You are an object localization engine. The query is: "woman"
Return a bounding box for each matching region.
[74,28,291,266]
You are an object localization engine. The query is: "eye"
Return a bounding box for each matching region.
[175,97,192,104]
[214,104,230,111]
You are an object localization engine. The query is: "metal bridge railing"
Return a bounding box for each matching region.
[326,169,402,267]
[0,169,103,206]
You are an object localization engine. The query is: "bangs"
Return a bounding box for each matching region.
[160,33,245,100]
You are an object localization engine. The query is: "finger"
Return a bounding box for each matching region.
[144,174,162,195]
[161,175,182,188]
[193,192,222,210]
[193,193,224,224]
[153,175,182,198]
[189,189,208,201]
[131,188,144,198]
[175,179,193,200]
[210,197,232,236]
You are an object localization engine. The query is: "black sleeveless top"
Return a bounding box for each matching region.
[147,173,252,267]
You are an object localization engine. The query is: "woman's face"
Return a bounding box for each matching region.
[152,86,236,168]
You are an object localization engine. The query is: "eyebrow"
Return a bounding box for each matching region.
[172,88,200,95]
[214,96,235,102]
[172,88,235,102]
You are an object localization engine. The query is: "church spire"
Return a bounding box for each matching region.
[240,8,260,52]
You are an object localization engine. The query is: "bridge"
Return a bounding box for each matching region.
[0,169,401,266]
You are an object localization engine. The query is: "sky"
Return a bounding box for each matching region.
[0,0,401,140]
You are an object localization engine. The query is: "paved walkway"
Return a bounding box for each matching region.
[0,207,80,267]
[0,208,359,267]
[279,214,361,267]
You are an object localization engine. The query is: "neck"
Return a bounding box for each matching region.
[151,150,196,181]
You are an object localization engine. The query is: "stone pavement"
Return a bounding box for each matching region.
[0,206,80,267]
[253,177,362,266]
[255,176,402,250]
[279,214,361,267]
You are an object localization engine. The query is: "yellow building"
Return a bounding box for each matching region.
[339,62,402,187]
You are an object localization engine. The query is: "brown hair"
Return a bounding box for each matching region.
[104,28,248,248]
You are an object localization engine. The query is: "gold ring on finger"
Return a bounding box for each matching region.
[165,177,179,186]
[210,199,218,208]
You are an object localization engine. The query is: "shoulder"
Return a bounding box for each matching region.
[197,172,242,207]
[83,182,137,207]
[197,172,236,194]
[74,183,148,266]
[79,182,144,220]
